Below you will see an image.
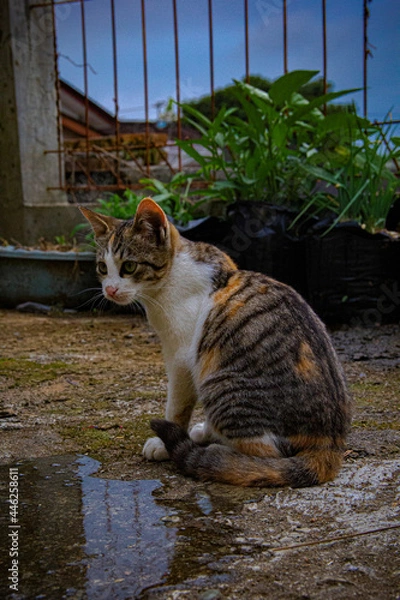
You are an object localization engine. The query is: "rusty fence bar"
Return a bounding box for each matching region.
[110,0,122,187]
[50,0,64,189]
[141,0,150,176]
[208,0,215,120]
[79,0,92,187]
[322,0,327,114]
[30,0,397,196]
[283,0,288,74]
[244,0,250,83]
[172,0,182,172]
[363,0,371,118]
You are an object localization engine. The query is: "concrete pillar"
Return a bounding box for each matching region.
[0,0,80,245]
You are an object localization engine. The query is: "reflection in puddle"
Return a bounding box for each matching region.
[0,455,244,599]
[79,458,175,599]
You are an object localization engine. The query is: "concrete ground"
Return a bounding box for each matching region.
[0,310,399,599]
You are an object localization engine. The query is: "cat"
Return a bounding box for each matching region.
[80,198,352,487]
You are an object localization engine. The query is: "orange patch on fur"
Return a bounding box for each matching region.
[300,449,343,484]
[199,346,220,380]
[295,341,319,380]
[288,434,346,451]
[169,222,183,252]
[215,459,287,487]
[225,254,238,271]
[288,434,328,450]
[233,439,280,458]
[173,405,194,429]
[228,299,245,318]
[288,434,346,484]
[258,284,269,294]
[214,273,243,305]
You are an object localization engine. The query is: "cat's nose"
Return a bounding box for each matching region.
[105,285,119,298]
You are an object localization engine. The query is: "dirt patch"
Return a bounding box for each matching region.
[0,310,399,599]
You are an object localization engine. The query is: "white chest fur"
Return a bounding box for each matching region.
[143,250,214,362]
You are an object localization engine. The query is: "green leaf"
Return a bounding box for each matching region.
[327,177,371,231]
[151,192,171,204]
[182,116,209,138]
[271,122,289,150]
[214,132,225,148]
[288,88,361,124]
[269,70,319,105]
[175,140,207,168]
[317,112,369,135]
[233,92,264,132]
[180,103,212,128]
[301,164,345,187]
[212,106,236,130]
[212,180,237,189]
[234,80,272,104]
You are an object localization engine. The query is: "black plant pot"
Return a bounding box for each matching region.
[219,201,308,297]
[175,216,231,244]
[305,223,400,325]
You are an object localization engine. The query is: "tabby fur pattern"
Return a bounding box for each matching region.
[80,198,352,487]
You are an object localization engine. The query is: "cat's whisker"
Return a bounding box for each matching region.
[137,292,167,316]
[131,300,146,316]
[68,286,103,298]
[74,291,105,312]
[136,292,185,341]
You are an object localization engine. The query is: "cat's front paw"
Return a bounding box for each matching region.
[143,436,170,461]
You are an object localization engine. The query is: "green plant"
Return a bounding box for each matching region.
[72,190,147,247]
[184,74,350,122]
[54,235,68,246]
[96,189,145,219]
[139,172,206,225]
[75,177,204,246]
[177,70,358,206]
[295,118,400,233]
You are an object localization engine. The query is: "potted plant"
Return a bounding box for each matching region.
[296,118,400,324]
[173,70,357,292]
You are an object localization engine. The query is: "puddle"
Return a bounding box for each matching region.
[3,455,398,599]
[0,455,245,599]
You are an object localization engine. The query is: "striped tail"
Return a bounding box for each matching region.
[150,419,343,488]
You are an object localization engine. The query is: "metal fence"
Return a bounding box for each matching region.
[30,0,397,198]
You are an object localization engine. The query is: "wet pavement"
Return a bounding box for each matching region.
[1,456,173,599]
[1,453,399,600]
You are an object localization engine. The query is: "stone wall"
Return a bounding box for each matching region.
[0,0,80,245]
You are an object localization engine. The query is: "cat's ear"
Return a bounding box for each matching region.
[134,198,168,242]
[79,206,121,238]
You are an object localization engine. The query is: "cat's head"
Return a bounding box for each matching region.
[80,198,180,305]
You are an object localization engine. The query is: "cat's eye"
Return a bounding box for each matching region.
[97,261,107,275]
[121,261,137,276]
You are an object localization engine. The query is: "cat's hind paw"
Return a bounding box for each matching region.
[189,422,207,443]
[189,422,218,445]
[142,436,170,461]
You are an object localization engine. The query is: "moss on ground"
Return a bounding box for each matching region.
[0,357,68,388]
[350,373,400,409]
[60,412,162,461]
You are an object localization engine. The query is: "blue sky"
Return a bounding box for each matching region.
[55,0,399,122]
